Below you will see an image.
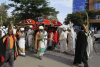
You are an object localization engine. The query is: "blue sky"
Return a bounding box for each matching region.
[0,0,73,23]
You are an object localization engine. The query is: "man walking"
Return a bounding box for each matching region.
[0,28,17,67]
[35,26,46,60]
[59,28,68,53]
[73,26,89,67]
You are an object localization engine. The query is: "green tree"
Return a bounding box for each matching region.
[8,0,59,22]
[0,2,9,26]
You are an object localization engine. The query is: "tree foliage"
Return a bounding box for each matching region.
[64,10,100,26]
[0,2,9,26]
[8,0,59,22]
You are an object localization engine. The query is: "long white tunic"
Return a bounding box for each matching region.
[1,29,6,37]
[18,34,25,55]
[59,31,67,52]
[44,31,48,49]
[87,33,93,57]
[27,29,33,46]
[71,28,76,49]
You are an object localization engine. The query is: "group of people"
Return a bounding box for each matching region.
[0,22,93,67]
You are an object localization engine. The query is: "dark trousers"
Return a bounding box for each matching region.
[1,49,14,67]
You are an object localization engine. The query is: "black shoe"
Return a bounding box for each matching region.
[23,55,26,57]
[39,56,42,60]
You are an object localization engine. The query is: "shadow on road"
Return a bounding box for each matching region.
[44,52,74,66]
[25,50,39,59]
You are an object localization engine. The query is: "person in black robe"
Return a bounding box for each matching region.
[73,26,89,67]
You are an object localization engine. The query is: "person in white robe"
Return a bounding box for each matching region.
[87,31,93,58]
[67,28,76,55]
[71,27,76,51]
[18,28,25,57]
[13,26,17,35]
[1,27,6,37]
[35,26,46,60]
[27,25,33,47]
[59,28,68,53]
[44,30,48,51]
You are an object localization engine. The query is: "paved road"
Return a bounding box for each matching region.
[2,42,100,67]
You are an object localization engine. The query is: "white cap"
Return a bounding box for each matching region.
[3,26,5,28]
[39,26,44,29]
[20,28,24,31]
[29,25,33,28]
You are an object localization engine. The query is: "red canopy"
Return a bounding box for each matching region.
[51,20,62,26]
[26,19,35,25]
[36,19,51,25]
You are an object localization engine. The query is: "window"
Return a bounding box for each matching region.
[94,3,100,9]
[96,15,100,19]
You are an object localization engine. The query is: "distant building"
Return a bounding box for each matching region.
[73,0,89,13]
[73,0,100,30]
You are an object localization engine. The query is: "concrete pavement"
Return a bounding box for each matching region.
[2,42,100,67]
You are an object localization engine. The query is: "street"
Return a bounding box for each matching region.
[2,42,100,67]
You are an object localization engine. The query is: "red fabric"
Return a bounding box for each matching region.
[36,19,50,25]
[16,31,19,35]
[26,19,35,25]
[15,52,17,59]
[53,31,59,43]
[1,55,5,62]
[51,20,62,26]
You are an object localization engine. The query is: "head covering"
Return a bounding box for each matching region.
[20,28,24,31]
[63,28,66,31]
[3,26,5,28]
[39,26,44,30]
[29,25,33,28]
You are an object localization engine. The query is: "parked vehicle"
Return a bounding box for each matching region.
[94,30,100,41]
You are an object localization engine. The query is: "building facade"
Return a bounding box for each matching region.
[73,0,100,30]
[73,0,89,13]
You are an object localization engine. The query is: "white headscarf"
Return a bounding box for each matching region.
[20,28,24,31]
[39,26,44,30]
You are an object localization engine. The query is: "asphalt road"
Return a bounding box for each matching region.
[2,42,100,67]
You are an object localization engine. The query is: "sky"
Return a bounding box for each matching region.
[0,0,73,24]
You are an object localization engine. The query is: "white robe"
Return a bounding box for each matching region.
[44,31,48,49]
[18,34,25,55]
[87,33,93,57]
[71,28,76,49]
[59,31,67,52]
[1,29,6,37]
[27,29,33,46]
[13,28,17,34]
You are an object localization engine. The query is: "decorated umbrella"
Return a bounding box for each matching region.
[36,19,51,25]
[17,19,36,27]
[26,19,35,25]
[51,20,62,27]
[17,20,27,27]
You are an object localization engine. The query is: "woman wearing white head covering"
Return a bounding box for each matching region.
[18,28,25,57]
[27,25,33,47]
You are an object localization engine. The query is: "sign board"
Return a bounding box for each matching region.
[38,17,44,22]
